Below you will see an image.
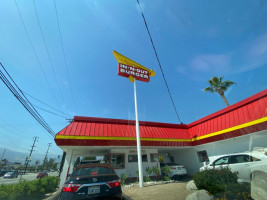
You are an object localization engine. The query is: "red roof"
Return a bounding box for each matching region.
[55,89,267,147]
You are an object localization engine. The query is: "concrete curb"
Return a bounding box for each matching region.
[44,189,61,200]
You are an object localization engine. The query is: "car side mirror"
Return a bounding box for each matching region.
[67,173,71,177]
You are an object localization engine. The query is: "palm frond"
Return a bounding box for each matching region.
[222,80,236,87]
[203,87,216,93]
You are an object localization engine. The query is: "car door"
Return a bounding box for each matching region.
[213,156,230,169]
[229,155,251,180]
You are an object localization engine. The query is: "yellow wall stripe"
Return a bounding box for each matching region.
[55,116,267,142]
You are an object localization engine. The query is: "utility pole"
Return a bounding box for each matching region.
[20,137,38,179]
[1,148,6,161]
[43,143,52,170]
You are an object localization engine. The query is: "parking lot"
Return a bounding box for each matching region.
[123,181,193,200]
[0,172,59,185]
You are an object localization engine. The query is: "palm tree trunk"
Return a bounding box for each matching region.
[220,94,230,107]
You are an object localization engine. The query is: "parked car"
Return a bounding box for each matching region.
[199,152,267,181]
[60,163,122,200]
[160,162,187,179]
[4,171,18,179]
[36,171,48,179]
[0,170,8,177]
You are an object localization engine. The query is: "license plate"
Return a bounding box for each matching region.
[88,186,100,194]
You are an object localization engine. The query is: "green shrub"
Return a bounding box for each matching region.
[0,176,59,200]
[152,166,160,177]
[193,167,238,195]
[144,176,151,182]
[214,183,252,200]
[162,176,170,181]
[121,173,127,186]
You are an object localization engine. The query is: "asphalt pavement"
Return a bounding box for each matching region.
[0,172,59,185]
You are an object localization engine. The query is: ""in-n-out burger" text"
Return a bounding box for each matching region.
[118,63,150,82]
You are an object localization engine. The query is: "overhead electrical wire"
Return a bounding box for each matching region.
[23,91,71,118]
[136,0,182,124]
[0,62,55,137]
[34,104,69,119]
[32,0,65,105]
[53,0,78,114]
[14,0,60,108]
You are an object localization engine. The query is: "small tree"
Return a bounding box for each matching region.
[121,173,127,186]
[152,166,160,180]
[162,166,171,181]
[145,167,153,181]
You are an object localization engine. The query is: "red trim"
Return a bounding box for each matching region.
[192,121,267,146]
[55,139,193,147]
[73,116,187,128]
[188,89,267,128]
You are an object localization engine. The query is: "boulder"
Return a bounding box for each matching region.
[186,180,198,190]
[186,190,214,200]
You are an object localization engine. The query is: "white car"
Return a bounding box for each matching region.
[160,162,187,179]
[199,152,267,182]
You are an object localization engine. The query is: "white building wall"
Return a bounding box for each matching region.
[59,150,75,188]
[111,148,158,178]
[172,130,267,175]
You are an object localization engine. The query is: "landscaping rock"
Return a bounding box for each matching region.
[186,180,198,191]
[186,190,214,200]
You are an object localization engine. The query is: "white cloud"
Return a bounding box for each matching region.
[190,54,231,74]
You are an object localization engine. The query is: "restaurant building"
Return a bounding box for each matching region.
[55,89,267,187]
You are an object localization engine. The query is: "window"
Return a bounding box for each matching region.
[128,154,147,162]
[72,167,114,176]
[214,156,229,165]
[150,154,159,162]
[197,151,209,162]
[230,155,249,164]
[110,154,125,168]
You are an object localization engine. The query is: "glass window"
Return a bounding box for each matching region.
[150,154,159,162]
[197,151,209,162]
[214,156,229,165]
[72,167,114,176]
[142,154,148,162]
[110,154,125,168]
[230,155,250,164]
[128,154,147,162]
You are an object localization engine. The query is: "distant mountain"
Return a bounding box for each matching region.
[0,147,61,164]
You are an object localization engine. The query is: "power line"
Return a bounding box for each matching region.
[14,0,60,107]
[32,0,65,105]
[34,104,69,119]
[53,0,78,114]
[136,0,182,124]
[23,91,71,118]
[0,62,55,137]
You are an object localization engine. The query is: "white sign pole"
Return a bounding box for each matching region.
[133,77,144,188]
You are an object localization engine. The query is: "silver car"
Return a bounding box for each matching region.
[4,171,18,179]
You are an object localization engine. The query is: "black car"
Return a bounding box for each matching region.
[60,164,122,200]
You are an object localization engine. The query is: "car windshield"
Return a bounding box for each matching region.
[72,167,114,177]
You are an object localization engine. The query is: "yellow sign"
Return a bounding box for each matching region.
[113,50,156,77]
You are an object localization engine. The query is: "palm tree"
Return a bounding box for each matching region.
[204,76,236,107]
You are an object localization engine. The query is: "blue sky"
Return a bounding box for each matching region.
[0,0,267,160]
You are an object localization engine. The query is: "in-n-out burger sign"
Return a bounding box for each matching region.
[118,63,150,82]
